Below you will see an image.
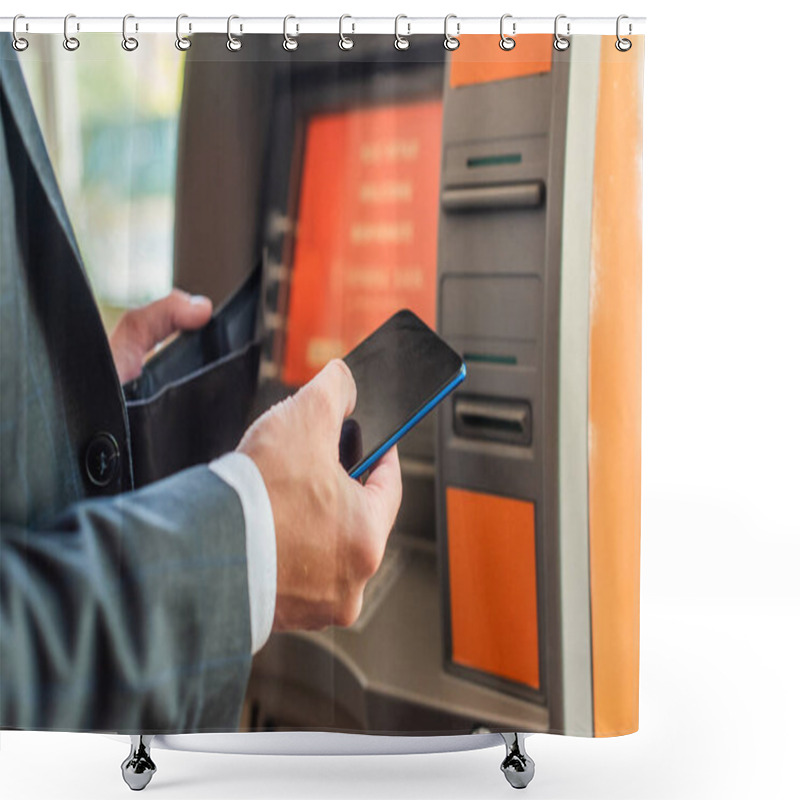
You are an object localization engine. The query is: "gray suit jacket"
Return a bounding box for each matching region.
[0,35,253,733]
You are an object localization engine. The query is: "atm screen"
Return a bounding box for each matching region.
[282,99,444,386]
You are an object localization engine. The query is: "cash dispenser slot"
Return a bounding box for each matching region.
[453,396,532,445]
[444,136,547,183]
[441,182,544,212]
[442,136,547,207]
[466,153,523,169]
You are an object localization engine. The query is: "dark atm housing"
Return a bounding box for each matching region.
[436,52,567,710]
[173,35,568,733]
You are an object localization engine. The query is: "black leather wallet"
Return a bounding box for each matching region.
[123,262,263,487]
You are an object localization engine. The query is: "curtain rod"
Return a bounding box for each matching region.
[1,16,646,37]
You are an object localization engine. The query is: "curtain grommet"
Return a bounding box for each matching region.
[121,14,138,52]
[226,15,242,52]
[63,14,80,51]
[339,14,354,51]
[283,15,299,51]
[394,15,410,51]
[615,14,632,51]
[444,14,460,51]
[499,14,516,51]
[12,15,29,52]
[553,14,570,51]
[175,14,191,51]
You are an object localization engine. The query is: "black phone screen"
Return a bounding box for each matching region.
[340,310,465,478]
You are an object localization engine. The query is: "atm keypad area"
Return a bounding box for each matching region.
[235,36,568,735]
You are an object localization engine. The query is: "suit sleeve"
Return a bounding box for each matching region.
[0,465,254,734]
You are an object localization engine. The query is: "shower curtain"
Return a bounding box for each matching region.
[0,28,643,740]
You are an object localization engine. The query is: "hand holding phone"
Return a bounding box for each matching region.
[339,310,466,478]
[237,359,403,633]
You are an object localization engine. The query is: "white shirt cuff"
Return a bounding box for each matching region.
[209,452,276,655]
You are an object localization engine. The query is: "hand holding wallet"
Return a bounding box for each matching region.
[123,262,263,486]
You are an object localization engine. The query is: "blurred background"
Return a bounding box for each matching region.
[22,36,183,324]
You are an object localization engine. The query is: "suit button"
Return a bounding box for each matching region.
[84,432,120,487]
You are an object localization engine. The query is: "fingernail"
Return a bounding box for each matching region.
[190,295,209,305]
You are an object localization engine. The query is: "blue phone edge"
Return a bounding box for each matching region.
[348,362,467,479]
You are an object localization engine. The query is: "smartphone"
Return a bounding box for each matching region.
[340,309,466,479]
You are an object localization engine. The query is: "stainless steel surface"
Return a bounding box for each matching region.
[121,735,156,791]
[500,733,535,790]
[557,33,601,736]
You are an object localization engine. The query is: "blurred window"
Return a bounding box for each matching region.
[21,36,184,326]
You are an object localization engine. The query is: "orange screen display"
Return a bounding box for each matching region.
[282,99,443,386]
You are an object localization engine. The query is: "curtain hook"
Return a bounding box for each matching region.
[339,14,354,51]
[499,14,516,51]
[226,15,242,51]
[63,14,80,51]
[176,14,191,51]
[553,14,570,51]
[121,14,139,51]
[444,14,460,51]
[283,15,299,51]
[394,15,410,51]
[12,15,29,52]
[615,14,632,51]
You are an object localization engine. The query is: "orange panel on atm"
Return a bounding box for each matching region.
[449,35,552,89]
[283,100,442,386]
[447,488,540,689]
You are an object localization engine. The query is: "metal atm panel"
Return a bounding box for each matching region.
[436,38,570,723]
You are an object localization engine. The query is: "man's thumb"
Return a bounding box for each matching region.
[129,289,212,353]
[164,290,213,335]
[301,359,358,423]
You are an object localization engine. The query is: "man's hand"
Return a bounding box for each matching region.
[109,290,213,383]
[237,359,403,632]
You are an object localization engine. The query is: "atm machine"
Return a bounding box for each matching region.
[434,35,567,724]
[172,33,631,739]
